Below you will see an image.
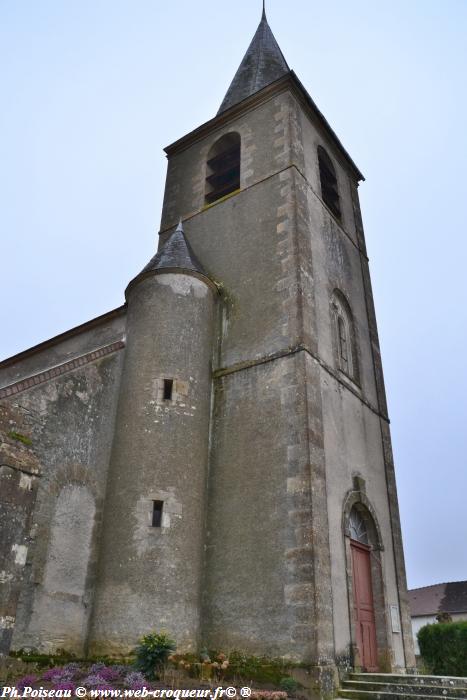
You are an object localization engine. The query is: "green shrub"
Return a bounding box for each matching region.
[418,621,467,676]
[279,677,299,693]
[134,631,176,680]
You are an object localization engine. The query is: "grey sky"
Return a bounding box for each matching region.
[1,1,466,589]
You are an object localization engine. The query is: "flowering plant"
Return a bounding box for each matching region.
[16,675,38,691]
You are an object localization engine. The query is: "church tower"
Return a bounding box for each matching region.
[0,6,416,697]
[134,4,413,685]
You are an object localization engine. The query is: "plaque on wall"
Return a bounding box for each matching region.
[390,604,401,633]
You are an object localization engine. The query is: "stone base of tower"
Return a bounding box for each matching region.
[289,664,340,700]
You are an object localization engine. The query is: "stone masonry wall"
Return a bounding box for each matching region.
[0,402,41,656]
[0,318,126,656]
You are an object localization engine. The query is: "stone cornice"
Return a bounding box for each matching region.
[213,343,389,423]
[0,341,125,399]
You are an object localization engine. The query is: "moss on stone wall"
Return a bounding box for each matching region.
[7,430,32,446]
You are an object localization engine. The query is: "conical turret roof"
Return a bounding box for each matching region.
[139,220,205,276]
[218,7,290,114]
[126,220,209,296]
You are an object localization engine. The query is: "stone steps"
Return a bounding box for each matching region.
[343,681,467,697]
[339,692,463,700]
[349,674,467,688]
[338,673,467,700]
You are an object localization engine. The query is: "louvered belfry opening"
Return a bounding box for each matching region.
[318,145,341,220]
[205,133,241,205]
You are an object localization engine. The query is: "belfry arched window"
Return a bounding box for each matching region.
[331,290,359,383]
[318,146,341,220]
[205,133,241,205]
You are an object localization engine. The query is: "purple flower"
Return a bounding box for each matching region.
[123,671,146,689]
[111,665,129,677]
[98,667,121,682]
[42,668,64,682]
[16,675,38,691]
[62,663,81,676]
[50,671,75,685]
[89,663,107,674]
[83,674,108,687]
[53,682,76,692]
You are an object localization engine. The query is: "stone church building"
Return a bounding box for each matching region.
[0,7,415,696]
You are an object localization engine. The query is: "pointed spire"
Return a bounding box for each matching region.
[218,10,290,114]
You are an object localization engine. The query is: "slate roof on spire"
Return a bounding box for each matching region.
[218,10,290,114]
[131,220,206,289]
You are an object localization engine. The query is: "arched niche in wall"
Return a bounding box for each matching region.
[43,484,95,597]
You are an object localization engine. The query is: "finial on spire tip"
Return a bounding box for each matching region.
[262,0,266,19]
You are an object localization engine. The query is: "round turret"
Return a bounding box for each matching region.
[89,221,217,655]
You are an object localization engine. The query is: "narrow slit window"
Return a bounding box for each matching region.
[338,315,349,371]
[152,500,164,528]
[318,146,341,220]
[163,379,173,401]
[205,133,241,205]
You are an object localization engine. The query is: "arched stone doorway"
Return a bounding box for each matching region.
[343,490,391,672]
[349,508,378,671]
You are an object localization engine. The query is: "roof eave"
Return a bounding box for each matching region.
[289,71,365,182]
[0,305,127,369]
[164,72,364,182]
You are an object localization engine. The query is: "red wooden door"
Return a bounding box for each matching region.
[351,540,378,672]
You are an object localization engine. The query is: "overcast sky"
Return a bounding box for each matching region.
[1,1,466,590]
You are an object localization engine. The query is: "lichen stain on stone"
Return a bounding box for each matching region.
[19,473,33,490]
[287,476,308,494]
[11,544,28,566]
[155,274,208,299]
[30,382,59,415]
[22,365,105,417]
[0,571,13,584]
[76,390,90,404]
[0,615,15,629]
